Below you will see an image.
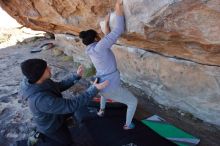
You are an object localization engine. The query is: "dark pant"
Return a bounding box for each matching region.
[37,124,73,146]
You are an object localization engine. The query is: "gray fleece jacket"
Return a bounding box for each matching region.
[85,15,125,93]
[19,73,98,134]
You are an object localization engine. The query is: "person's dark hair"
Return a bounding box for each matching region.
[20,59,47,84]
[79,29,98,46]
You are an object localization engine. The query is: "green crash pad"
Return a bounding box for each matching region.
[141,115,200,146]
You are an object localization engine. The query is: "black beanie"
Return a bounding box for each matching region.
[21,59,47,83]
[79,29,97,46]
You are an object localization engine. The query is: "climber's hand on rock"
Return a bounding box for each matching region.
[116,0,123,5]
[115,0,123,16]
[105,12,110,24]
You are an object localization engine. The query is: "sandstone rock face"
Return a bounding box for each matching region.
[1,0,220,65]
[55,34,220,126]
[1,0,220,126]
[115,46,220,126]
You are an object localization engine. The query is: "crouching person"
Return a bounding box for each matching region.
[19,59,108,146]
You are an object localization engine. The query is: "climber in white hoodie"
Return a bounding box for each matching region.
[79,0,138,130]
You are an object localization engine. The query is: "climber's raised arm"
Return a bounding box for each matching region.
[95,0,125,51]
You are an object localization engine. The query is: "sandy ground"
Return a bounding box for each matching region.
[0,28,219,146]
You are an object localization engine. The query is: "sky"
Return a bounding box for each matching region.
[0,7,21,28]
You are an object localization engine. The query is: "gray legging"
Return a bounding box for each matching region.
[100,86,138,126]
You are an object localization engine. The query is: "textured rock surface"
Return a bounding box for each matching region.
[56,34,220,126]
[115,46,220,126]
[1,0,220,65]
[1,0,220,126]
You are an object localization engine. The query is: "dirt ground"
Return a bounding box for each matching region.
[0,29,220,146]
